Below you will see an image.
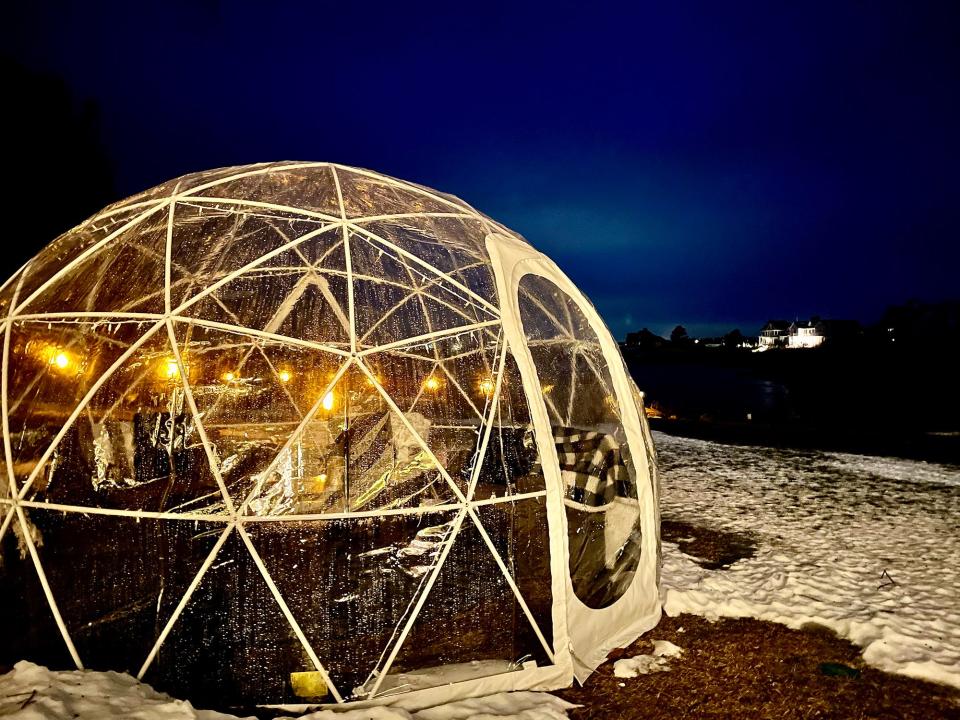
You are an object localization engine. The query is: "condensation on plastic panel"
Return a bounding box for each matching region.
[7,320,226,515]
[8,508,225,674]
[360,499,554,700]
[243,510,459,701]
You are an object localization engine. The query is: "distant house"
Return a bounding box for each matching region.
[759,320,790,348]
[788,319,825,348]
[758,318,862,350]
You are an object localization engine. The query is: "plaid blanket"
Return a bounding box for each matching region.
[554,427,636,507]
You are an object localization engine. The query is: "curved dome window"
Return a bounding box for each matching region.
[517,274,643,609]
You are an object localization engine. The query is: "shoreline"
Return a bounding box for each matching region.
[649,417,960,465]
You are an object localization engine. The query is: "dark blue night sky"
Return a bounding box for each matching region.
[3,1,957,338]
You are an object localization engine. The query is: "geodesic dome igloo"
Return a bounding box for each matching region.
[0,162,660,710]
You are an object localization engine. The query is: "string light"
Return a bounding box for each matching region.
[423,376,441,392]
[278,369,292,383]
[162,359,181,379]
[42,345,73,372]
[478,377,495,396]
[223,371,236,383]
[315,473,328,491]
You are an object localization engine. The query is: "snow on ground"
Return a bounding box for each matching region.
[0,662,242,720]
[656,431,960,689]
[613,641,683,678]
[0,662,575,720]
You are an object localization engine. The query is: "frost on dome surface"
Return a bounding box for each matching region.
[0,162,659,708]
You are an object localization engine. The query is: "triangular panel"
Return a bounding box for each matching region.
[350,231,497,351]
[141,528,310,707]
[14,203,167,315]
[187,164,343,218]
[244,509,458,700]
[468,349,547,500]
[243,365,458,516]
[5,320,162,498]
[335,167,465,219]
[169,322,345,511]
[19,209,171,315]
[0,510,75,671]
[176,229,350,350]
[363,328,506,497]
[363,504,553,698]
[12,321,226,515]
[355,217,497,303]
[20,507,227,675]
[168,202,337,312]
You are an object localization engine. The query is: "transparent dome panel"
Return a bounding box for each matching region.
[186,163,343,219]
[334,167,468,219]
[17,204,169,316]
[354,499,553,700]
[7,320,227,515]
[349,229,498,351]
[517,274,642,609]
[167,321,345,513]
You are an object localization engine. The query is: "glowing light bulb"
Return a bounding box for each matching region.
[423,376,441,392]
[53,352,69,369]
[278,370,292,383]
[223,371,236,382]
[311,473,329,493]
[322,391,334,411]
[164,359,180,379]
[478,377,495,396]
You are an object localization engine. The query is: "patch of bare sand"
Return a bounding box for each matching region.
[661,518,757,570]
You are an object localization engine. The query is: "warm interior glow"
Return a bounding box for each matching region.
[321,391,335,411]
[164,359,181,379]
[223,371,236,382]
[478,377,495,396]
[278,369,292,383]
[43,346,73,372]
[423,376,441,392]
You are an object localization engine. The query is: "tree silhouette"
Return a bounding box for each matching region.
[724,329,745,349]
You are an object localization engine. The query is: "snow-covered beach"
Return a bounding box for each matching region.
[657,431,960,689]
